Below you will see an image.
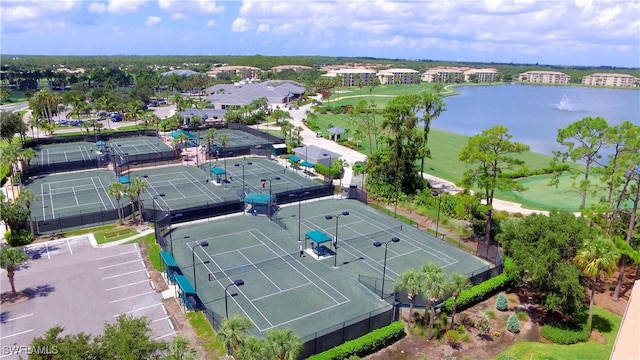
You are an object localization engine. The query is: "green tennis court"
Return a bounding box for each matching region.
[108,137,173,155]
[193,129,272,148]
[168,199,489,339]
[23,170,117,220]
[31,142,100,166]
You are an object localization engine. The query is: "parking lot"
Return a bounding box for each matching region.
[0,236,175,359]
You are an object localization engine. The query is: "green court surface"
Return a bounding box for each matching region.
[23,169,117,220]
[192,129,272,148]
[32,142,101,165]
[168,199,490,339]
[107,137,173,155]
[202,157,323,195]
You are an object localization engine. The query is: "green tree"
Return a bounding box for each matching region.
[218,134,231,181]
[97,314,168,359]
[448,273,471,329]
[394,269,424,326]
[266,328,302,360]
[552,116,609,209]
[420,263,449,339]
[218,315,252,355]
[417,92,446,177]
[0,111,27,141]
[574,237,620,331]
[129,177,148,223]
[495,292,508,311]
[498,211,591,316]
[107,182,126,225]
[28,325,96,360]
[17,188,38,235]
[507,313,520,333]
[234,336,270,360]
[165,335,197,360]
[0,246,28,294]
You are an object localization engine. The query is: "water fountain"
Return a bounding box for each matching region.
[556,94,573,111]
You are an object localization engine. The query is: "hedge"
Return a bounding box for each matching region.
[306,321,405,360]
[540,321,589,344]
[499,164,570,179]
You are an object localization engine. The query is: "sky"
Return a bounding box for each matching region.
[1,0,639,68]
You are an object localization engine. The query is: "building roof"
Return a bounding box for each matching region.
[610,280,640,360]
[161,69,199,77]
[292,145,340,160]
[180,108,227,118]
[204,82,305,105]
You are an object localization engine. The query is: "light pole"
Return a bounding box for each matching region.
[261,177,281,220]
[168,213,183,256]
[191,240,209,292]
[234,162,253,194]
[432,191,442,238]
[325,210,349,268]
[289,191,311,242]
[224,279,245,318]
[224,151,233,183]
[373,237,400,300]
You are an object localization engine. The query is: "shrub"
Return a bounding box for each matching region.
[6,229,34,246]
[307,321,405,360]
[507,314,520,333]
[476,315,491,337]
[484,310,496,320]
[540,321,589,344]
[496,292,509,311]
[516,310,529,321]
[441,270,513,314]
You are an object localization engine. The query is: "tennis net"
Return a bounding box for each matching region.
[208,252,298,280]
[340,224,403,246]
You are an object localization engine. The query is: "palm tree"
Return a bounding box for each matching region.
[17,189,38,235]
[394,269,425,326]
[266,328,302,360]
[107,182,126,225]
[421,263,449,339]
[1,247,29,294]
[124,186,137,224]
[418,93,445,177]
[448,273,471,329]
[218,134,230,181]
[96,95,115,129]
[574,237,620,331]
[129,177,149,222]
[218,315,251,355]
[166,335,197,360]
[234,336,269,360]
[125,102,145,133]
[204,128,216,153]
[280,120,293,145]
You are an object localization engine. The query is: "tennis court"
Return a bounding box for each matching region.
[24,170,117,221]
[168,198,489,340]
[31,142,101,166]
[108,137,173,156]
[193,129,271,148]
[207,157,322,196]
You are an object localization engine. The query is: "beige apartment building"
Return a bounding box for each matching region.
[421,66,498,83]
[377,68,422,84]
[321,68,378,87]
[582,73,639,87]
[271,65,314,73]
[206,65,263,80]
[464,68,499,82]
[518,70,571,84]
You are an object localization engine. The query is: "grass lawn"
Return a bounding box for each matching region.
[186,312,225,359]
[93,227,138,244]
[496,306,621,360]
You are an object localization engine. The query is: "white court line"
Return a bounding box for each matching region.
[91,177,108,210]
[78,145,86,161]
[96,177,116,209]
[0,329,34,340]
[238,251,282,292]
[250,282,311,302]
[105,279,151,291]
[48,183,54,218]
[102,268,146,280]
[180,172,220,202]
[99,259,145,270]
[3,313,34,322]
[109,290,157,303]
[95,249,140,260]
[116,302,164,316]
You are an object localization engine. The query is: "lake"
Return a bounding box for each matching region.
[432,84,640,155]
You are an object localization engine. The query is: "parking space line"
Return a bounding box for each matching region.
[67,239,73,255]
[102,269,146,280]
[95,250,139,260]
[3,313,34,322]
[115,303,164,317]
[154,331,177,340]
[105,279,151,291]
[0,329,34,340]
[152,316,170,323]
[109,290,157,303]
[99,259,145,270]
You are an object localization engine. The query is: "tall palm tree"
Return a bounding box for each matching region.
[280,120,293,145]
[96,95,115,129]
[234,336,269,360]
[205,128,216,153]
[218,134,230,181]
[418,93,445,177]
[124,186,137,224]
[421,263,449,339]
[448,273,471,329]
[394,269,425,326]
[129,177,149,222]
[107,182,126,225]
[125,102,145,133]
[17,189,38,235]
[574,237,620,331]
[266,328,302,360]
[0,247,29,294]
[218,315,251,355]
[166,335,197,360]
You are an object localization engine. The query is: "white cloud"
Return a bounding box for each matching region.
[88,2,107,13]
[158,0,225,14]
[107,0,146,14]
[257,24,270,33]
[207,19,216,27]
[232,17,251,32]
[146,16,161,26]
[170,13,183,20]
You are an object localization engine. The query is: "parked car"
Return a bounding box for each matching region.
[111,114,123,122]
[70,120,84,126]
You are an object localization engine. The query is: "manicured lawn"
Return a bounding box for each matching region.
[186,311,225,359]
[139,233,163,271]
[496,306,621,360]
[94,227,138,244]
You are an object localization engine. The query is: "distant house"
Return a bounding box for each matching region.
[206,66,263,80]
[179,108,226,126]
[203,80,305,109]
[291,145,340,168]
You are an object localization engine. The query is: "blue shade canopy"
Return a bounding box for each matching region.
[168,129,196,139]
[118,175,131,184]
[95,140,106,146]
[300,161,314,168]
[244,193,273,205]
[288,155,300,162]
[160,251,179,268]
[174,274,196,295]
[211,167,226,175]
[327,127,345,134]
[305,230,332,243]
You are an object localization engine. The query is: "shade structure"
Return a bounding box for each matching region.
[305,230,332,244]
[95,140,106,146]
[300,160,314,168]
[118,175,130,184]
[327,127,345,135]
[211,167,226,175]
[168,129,196,140]
[288,155,301,163]
[244,193,273,205]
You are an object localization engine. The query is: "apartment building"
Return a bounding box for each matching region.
[582,73,639,87]
[321,68,378,87]
[271,65,314,73]
[422,67,465,83]
[463,68,499,82]
[377,68,421,84]
[206,65,263,80]
[518,70,571,84]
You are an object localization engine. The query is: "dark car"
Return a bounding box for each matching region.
[111,114,123,122]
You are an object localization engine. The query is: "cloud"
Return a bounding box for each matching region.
[170,13,183,20]
[88,2,107,13]
[232,17,251,32]
[146,16,161,26]
[158,0,225,14]
[207,19,216,27]
[107,0,146,14]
